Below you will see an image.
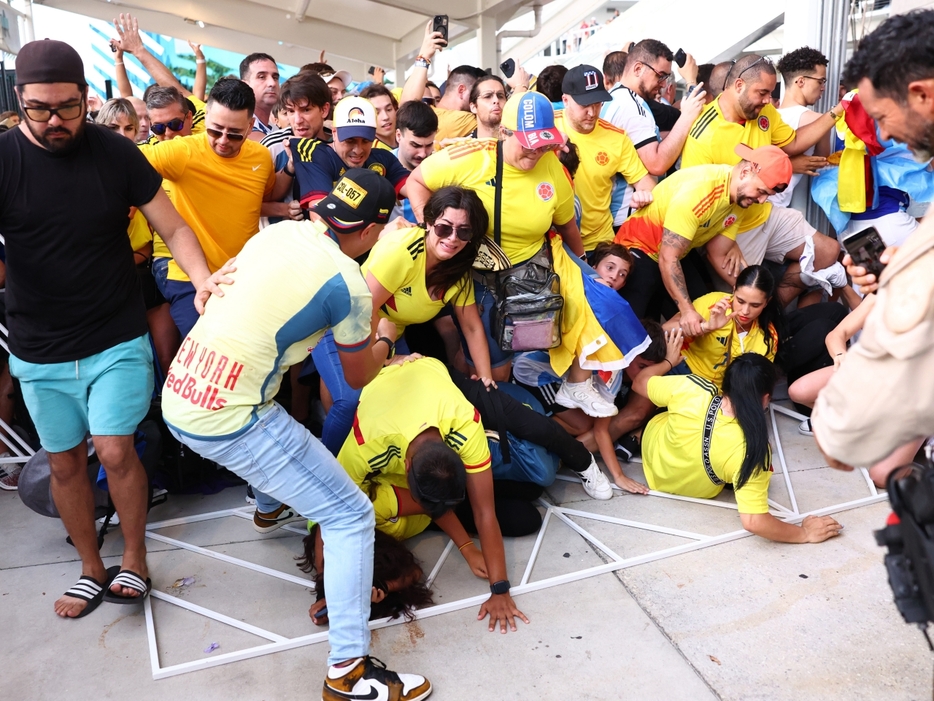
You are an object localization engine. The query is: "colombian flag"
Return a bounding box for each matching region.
[838,91,884,213]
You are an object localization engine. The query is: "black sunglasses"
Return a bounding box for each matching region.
[724,56,774,92]
[421,97,437,106]
[150,118,186,135]
[205,127,246,142]
[432,222,472,242]
[23,98,84,123]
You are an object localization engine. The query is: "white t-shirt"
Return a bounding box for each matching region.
[601,84,659,226]
[768,104,812,208]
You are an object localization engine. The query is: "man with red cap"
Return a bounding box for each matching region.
[615,144,793,333]
[0,39,214,618]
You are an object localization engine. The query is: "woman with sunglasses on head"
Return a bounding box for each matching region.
[311,186,494,455]
[95,99,178,378]
[633,340,842,543]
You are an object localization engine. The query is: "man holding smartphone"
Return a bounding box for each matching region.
[813,9,934,478]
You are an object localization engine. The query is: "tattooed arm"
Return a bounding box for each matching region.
[658,228,705,335]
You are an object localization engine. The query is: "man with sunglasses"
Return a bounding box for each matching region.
[0,40,215,618]
[771,47,832,208]
[604,41,707,182]
[335,356,530,635]
[682,53,846,304]
[143,77,295,338]
[555,64,655,253]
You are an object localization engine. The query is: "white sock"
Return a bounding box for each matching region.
[328,658,364,679]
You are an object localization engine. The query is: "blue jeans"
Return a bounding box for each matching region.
[169,403,375,666]
[152,257,170,299]
[313,330,362,456]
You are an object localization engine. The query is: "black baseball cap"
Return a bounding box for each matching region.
[311,168,395,233]
[562,64,612,106]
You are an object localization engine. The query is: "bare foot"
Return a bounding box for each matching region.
[55,566,108,618]
[613,474,649,495]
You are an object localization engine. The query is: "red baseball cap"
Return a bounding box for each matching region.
[734,144,792,192]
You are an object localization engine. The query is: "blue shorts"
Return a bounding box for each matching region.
[10,334,154,453]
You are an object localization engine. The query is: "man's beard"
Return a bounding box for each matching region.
[907,118,934,163]
[27,119,82,154]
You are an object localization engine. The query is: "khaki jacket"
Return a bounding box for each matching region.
[813,216,934,466]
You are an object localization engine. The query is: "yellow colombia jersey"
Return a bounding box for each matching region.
[433,107,477,147]
[373,139,393,152]
[419,139,575,264]
[142,133,276,282]
[553,112,649,250]
[614,164,740,261]
[337,357,491,539]
[145,95,208,259]
[642,375,771,513]
[682,292,778,387]
[162,219,373,440]
[682,99,795,233]
[361,226,474,338]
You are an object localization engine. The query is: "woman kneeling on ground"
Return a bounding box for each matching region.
[633,339,842,544]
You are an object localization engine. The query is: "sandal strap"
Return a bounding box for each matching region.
[64,575,104,602]
[111,570,147,594]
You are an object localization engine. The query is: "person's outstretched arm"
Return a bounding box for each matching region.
[740,512,841,543]
[189,41,207,101]
[114,13,193,98]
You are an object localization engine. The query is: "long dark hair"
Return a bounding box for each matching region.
[423,186,489,304]
[298,525,434,622]
[733,265,785,356]
[721,353,777,490]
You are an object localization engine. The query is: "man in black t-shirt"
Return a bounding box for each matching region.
[2,40,215,619]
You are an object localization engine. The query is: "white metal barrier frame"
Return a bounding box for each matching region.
[140,402,887,680]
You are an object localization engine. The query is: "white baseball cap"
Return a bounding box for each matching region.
[333,96,377,141]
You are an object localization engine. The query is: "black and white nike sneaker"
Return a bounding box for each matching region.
[322,656,431,701]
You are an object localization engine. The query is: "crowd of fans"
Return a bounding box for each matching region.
[2,9,932,701]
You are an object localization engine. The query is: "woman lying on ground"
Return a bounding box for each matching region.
[299,523,433,626]
[663,265,846,391]
[787,294,923,487]
[632,343,842,544]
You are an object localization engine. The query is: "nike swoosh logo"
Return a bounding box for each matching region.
[326,686,379,700]
[252,165,261,171]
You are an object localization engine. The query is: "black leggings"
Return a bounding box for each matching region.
[448,368,592,472]
[428,480,544,537]
[780,302,848,385]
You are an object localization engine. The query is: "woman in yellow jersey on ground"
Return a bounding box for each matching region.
[633,341,842,544]
[662,264,846,397]
[95,99,177,378]
[663,265,780,388]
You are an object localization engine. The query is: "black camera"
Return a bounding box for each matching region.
[875,455,934,649]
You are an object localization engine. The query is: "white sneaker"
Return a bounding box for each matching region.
[798,419,813,437]
[577,456,613,500]
[555,378,618,417]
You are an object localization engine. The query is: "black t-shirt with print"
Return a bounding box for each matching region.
[0,124,163,363]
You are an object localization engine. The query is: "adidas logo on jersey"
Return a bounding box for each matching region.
[400,286,412,296]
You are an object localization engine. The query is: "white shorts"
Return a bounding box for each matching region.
[841,210,918,248]
[736,206,817,265]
